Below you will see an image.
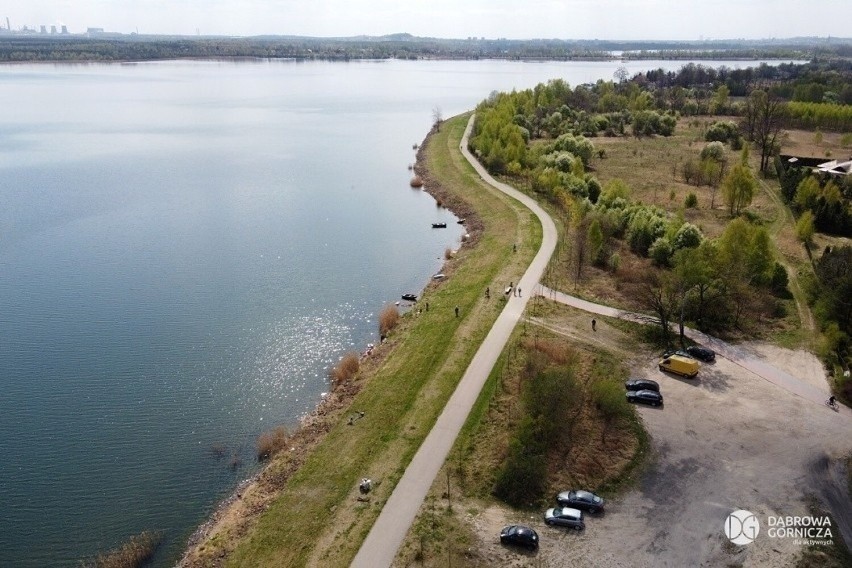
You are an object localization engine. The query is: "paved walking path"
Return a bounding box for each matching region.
[538,285,849,416]
[351,116,558,567]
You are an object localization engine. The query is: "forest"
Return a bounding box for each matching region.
[468,59,852,398]
[0,33,848,63]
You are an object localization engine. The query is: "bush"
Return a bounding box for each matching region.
[626,206,667,256]
[257,425,289,461]
[685,192,698,208]
[705,120,738,143]
[672,222,703,249]
[770,262,789,295]
[795,211,815,244]
[649,237,674,266]
[494,365,579,507]
[379,304,400,337]
[608,252,621,272]
[81,531,163,568]
[552,133,595,166]
[330,351,360,386]
[700,141,726,163]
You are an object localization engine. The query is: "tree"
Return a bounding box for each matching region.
[432,106,443,131]
[614,66,629,83]
[742,90,786,173]
[587,218,604,266]
[795,211,815,245]
[673,243,720,330]
[721,163,756,216]
[711,85,730,115]
[638,273,679,346]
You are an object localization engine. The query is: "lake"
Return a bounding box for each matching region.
[0,57,792,567]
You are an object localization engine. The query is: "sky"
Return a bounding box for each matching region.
[5,0,850,40]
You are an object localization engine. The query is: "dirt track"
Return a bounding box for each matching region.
[470,308,852,567]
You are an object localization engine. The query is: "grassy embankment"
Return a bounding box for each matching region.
[199,113,542,567]
[393,299,651,566]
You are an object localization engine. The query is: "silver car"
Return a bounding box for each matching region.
[544,506,585,530]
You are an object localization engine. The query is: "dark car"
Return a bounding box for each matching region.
[686,345,716,362]
[500,525,539,549]
[544,507,585,530]
[626,389,664,407]
[556,490,605,513]
[625,378,660,392]
[662,349,693,359]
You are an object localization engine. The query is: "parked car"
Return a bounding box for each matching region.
[500,525,539,549]
[625,378,660,392]
[544,507,585,530]
[662,349,693,359]
[556,490,605,513]
[686,345,716,362]
[627,389,664,407]
[659,355,699,378]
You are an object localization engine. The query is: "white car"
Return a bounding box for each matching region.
[544,507,585,530]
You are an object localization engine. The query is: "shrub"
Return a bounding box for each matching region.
[705,120,738,143]
[795,211,815,244]
[770,262,789,294]
[672,222,703,250]
[700,141,726,163]
[586,176,602,204]
[685,192,698,208]
[648,237,673,266]
[626,206,667,256]
[330,351,360,386]
[379,304,400,338]
[257,426,289,461]
[552,132,595,166]
[81,531,163,568]
[608,252,621,272]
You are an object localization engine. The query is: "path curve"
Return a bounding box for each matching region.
[351,116,558,567]
[538,285,850,417]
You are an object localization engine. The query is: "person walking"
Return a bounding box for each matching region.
[592,318,597,331]
[454,305,459,318]
[517,287,521,297]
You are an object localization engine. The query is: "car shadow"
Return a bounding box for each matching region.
[694,366,730,393]
[500,543,539,556]
[657,369,702,385]
[631,401,664,410]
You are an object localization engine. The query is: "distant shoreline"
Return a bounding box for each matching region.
[0,33,837,65]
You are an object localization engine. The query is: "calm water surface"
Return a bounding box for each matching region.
[0,58,791,566]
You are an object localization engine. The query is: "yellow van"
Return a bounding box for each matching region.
[658,354,699,378]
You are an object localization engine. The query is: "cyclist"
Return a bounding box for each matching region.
[828,395,837,408]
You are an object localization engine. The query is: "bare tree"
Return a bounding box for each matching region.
[741,90,786,173]
[432,106,443,132]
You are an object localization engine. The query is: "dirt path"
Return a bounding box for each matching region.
[351,114,558,568]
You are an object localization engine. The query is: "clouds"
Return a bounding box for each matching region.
[8,0,851,39]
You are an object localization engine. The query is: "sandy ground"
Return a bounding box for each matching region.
[464,317,852,567]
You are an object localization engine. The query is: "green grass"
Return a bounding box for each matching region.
[224,113,542,567]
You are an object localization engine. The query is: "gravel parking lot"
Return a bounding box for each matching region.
[473,342,852,567]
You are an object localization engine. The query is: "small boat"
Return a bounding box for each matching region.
[432,273,445,280]
[431,222,447,228]
[401,293,417,302]
[457,218,465,224]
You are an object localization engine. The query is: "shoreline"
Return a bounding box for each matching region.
[178,120,480,566]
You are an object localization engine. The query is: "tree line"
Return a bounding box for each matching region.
[0,34,846,63]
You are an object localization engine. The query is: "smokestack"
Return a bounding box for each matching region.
[6,17,10,31]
